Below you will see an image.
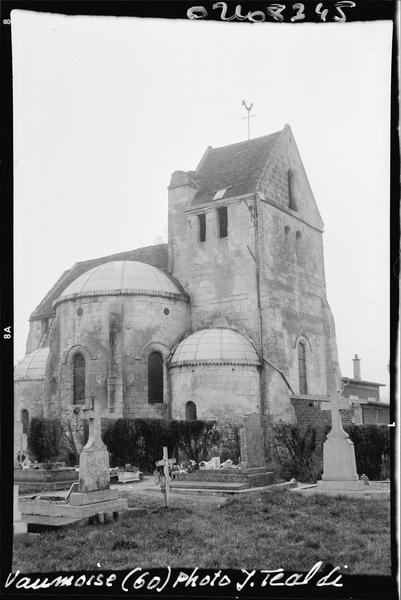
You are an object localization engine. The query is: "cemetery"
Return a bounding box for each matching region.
[13,395,391,575]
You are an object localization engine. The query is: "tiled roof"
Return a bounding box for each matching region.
[54,260,183,307]
[31,244,168,319]
[14,347,49,381]
[169,328,261,366]
[192,131,281,205]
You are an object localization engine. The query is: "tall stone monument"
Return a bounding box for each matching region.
[318,391,365,490]
[69,397,117,505]
[19,397,127,527]
[240,412,266,471]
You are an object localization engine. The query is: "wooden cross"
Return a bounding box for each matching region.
[241,100,255,140]
[155,446,176,507]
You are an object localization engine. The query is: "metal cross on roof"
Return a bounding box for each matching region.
[241,100,255,140]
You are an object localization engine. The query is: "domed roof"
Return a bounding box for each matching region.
[169,328,260,366]
[53,261,184,306]
[14,348,49,381]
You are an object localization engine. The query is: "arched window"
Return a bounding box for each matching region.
[287,169,297,211]
[186,401,197,421]
[298,342,308,395]
[21,409,29,434]
[73,353,86,405]
[148,352,163,403]
[284,225,290,239]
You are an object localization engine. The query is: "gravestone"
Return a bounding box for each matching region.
[18,397,127,529]
[171,413,273,491]
[14,409,28,467]
[69,397,118,505]
[14,484,27,535]
[240,413,266,471]
[13,416,27,534]
[318,391,366,491]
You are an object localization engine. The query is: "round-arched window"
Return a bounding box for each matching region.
[148,352,163,403]
[73,353,86,405]
[186,401,197,421]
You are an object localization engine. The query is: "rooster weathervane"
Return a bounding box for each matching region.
[242,100,255,140]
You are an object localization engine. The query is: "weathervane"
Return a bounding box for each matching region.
[241,100,255,140]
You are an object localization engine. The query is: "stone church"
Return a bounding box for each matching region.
[14,125,343,447]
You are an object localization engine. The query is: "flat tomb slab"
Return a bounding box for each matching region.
[117,472,143,483]
[175,470,273,484]
[20,498,127,518]
[170,480,249,491]
[23,515,88,532]
[174,470,273,488]
[290,485,390,500]
[69,489,118,505]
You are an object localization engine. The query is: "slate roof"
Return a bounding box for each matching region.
[192,130,282,205]
[31,244,168,319]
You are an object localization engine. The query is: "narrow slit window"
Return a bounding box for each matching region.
[198,213,206,242]
[217,206,228,238]
[295,230,303,265]
[148,352,163,403]
[287,169,297,211]
[73,353,86,405]
[298,342,308,395]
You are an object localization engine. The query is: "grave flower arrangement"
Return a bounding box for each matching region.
[122,463,139,473]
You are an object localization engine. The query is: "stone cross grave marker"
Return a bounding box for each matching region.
[319,390,360,487]
[156,446,176,508]
[240,412,266,471]
[78,397,110,493]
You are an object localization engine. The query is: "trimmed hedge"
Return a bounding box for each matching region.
[268,423,390,482]
[102,418,221,471]
[345,424,390,480]
[268,423,323,482]
[27,417,64,463]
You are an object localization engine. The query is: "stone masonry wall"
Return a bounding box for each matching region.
[46,294,188,432]
[169,182,260,348]
[170,364,260,423]
[256,128,342,420]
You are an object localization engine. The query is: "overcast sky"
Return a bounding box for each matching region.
[11,11,392,395]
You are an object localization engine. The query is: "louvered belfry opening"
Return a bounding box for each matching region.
[217,206,228,238]
[198,213,206,242]
[148,351,163,403]
[298,342,307,395]
[73,353,86,404]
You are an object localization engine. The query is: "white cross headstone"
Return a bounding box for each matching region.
[319,390,360,487]
[155,446,176,507]
[321,390,352,437]
[82,396,104,450]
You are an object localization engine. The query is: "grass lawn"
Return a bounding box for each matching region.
[13,489,391,575]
